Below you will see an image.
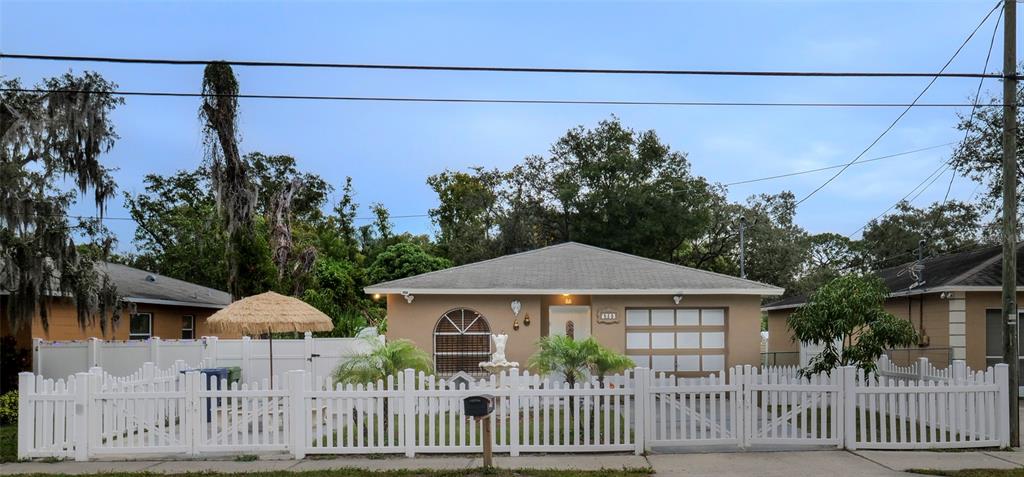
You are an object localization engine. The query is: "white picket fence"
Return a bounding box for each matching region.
[876,355,960,383]
[32,333,381,382]
[18,363,1010,460]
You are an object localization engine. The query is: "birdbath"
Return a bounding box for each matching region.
[479,333,519,383]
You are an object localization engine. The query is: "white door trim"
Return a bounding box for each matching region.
[548,305,591,340]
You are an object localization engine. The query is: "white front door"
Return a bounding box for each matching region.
[548,305,591,340]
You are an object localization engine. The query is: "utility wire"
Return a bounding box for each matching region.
[846,7,1002,239]
[942,8,1003,205]
[0,88,1006,108]
[794,0,1002,206]
[9,142,957,226]
[723,143,952,186]
[0,53,1013,79]
[846,161,953,238]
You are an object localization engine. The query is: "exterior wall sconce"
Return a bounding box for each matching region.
[372,293,381,300]
[523,313,531,327]
[401,291,415,304]
[673,295,683,305]
[511,299,521,317]
[562,294,573,304]
[512,319,520,331]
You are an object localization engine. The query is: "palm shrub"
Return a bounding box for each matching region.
[332,338,433,385]
[527,335,633,387]
[332,338,432,435]
[528,335,599,388]
[591,346,635,386]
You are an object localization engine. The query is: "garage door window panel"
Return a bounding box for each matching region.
[676,310,700,326]
[626,309,649,326]
[651,332,675,349]
[624,307,728,375]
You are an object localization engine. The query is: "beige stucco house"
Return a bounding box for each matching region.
[365,242,783,377]
[764,243,1024,374]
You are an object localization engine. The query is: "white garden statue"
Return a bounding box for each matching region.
[479,333,519,375]
[491,333,509,362]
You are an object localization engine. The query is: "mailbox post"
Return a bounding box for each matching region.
[464,395,495,468]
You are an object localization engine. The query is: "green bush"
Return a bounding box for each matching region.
[0,336,30,393]
[0,391,17,425]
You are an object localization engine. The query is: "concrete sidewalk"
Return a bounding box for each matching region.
[1,450,1023,475]
[648,450,1024,476]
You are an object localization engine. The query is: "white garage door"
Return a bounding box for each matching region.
[624,308,727,376]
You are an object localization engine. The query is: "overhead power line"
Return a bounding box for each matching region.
[723,143,952,186]
[942,7,1003,205]
[846,160,954,237]
[0,88,1010,109]
[794,0,1002,206]
[847,5,1002,238]
[0,53,1014,79]
[13,144,951,226]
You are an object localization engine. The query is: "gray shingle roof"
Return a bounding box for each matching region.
[763,242,1024,311]
[365,242,783,295]
[100,262,231,308]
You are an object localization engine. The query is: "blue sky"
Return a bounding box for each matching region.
[1,1,1012,252]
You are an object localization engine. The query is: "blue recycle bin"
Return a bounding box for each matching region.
[181,367,230,422]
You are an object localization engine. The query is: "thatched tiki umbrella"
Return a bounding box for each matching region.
[207,291,333,386]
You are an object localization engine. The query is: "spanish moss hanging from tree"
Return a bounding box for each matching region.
[0,72,123,332]
[199,62,260,300]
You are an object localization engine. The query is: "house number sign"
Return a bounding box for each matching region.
[597,309,618,324]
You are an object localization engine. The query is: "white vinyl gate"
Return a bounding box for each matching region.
[744,366,842,447]
[646,368,742,447]
[18,363,1011,460]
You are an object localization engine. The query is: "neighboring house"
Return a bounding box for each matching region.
[764,243,1024,373]
[365,242,783,377]
[1,262,235,350]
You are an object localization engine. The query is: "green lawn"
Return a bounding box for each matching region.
[910,470,1024,477]
[0,469,650,477]
[317,411,630,448]
[1,425,16,463]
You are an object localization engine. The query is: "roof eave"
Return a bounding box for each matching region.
[761,285,1024,311]
[123,296,229,309]
[761,303,802,312]
[364,287,785,296]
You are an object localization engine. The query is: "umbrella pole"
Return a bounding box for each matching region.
[269,329,274,388]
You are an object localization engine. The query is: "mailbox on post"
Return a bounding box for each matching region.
[464,394,495,467]
[464,394,494,417]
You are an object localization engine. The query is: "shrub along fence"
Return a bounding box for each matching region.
[17,362,1010,460]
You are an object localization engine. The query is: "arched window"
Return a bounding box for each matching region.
[565,320,575,340]
[433,308,491,375]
